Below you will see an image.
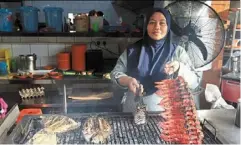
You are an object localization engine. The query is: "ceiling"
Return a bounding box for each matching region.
[112,0,154,14]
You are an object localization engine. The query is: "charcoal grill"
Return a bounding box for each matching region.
[5,112,222,144]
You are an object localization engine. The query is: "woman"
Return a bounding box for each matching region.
[110,8,202,112]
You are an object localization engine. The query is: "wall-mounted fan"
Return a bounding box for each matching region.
[165,1,225,69]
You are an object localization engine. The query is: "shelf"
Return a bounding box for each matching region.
[0,76,112,84]
[0,31,142,37]
[0,32,143,43]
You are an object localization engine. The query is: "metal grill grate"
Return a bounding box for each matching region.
[8,113,222,144]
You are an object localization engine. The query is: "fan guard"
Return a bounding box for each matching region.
[165,1,225,68]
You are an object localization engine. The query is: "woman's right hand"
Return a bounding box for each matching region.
[118,76,143,96]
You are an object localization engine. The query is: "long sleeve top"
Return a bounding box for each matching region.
[110,45,203,112]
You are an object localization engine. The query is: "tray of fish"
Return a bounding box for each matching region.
[10,115,81,144]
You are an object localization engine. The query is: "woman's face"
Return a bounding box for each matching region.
[147,12,168,40]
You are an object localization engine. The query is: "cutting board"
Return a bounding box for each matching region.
[0,74,13,79]
[68,92,113,101]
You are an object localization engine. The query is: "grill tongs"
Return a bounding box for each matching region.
[134,85,145,106]
[134,84,147,125]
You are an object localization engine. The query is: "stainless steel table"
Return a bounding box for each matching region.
[197,109,240,144]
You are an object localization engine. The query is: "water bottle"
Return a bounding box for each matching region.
[235,99,240,128]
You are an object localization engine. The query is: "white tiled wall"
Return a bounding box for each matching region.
[0,42,121,67]
[12,44,31,56]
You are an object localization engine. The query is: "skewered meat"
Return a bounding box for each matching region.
[82,116,111,144]
[155,76,204,144]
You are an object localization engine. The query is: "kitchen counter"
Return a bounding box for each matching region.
[197,109,240,144]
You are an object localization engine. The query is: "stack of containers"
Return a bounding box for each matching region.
[71,44,87,71]
[57,52,70,71]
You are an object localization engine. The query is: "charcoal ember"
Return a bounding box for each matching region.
[155,76,204,144]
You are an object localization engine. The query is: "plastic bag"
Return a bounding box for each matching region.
[205,84,234,109]
[0,97,8,119]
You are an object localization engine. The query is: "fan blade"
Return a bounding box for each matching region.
[189,37,208,60]
[170,17,183,36]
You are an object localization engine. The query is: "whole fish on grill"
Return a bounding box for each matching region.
[155,76,204,144]
[26,130,57,145]
[19,115,80,144]
[82,116,111,144]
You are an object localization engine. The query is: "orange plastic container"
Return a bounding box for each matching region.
[71,44,87,71]
[16,109,42,123]
[57,52,70,71]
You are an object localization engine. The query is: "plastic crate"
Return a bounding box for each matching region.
[16,108,42,123]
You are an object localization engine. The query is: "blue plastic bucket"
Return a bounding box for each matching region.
[0,61,8,75]
[0,8,13,32]
[20,6,39,32]
[43,7,63,32]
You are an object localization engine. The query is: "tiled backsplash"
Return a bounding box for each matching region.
[0,41,122,67]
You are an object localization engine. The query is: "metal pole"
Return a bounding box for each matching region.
[63,83,67,114]
[231,10,239,56]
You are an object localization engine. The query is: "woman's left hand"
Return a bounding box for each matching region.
[164,61,180,75]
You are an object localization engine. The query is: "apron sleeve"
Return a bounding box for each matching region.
[110,50,128,89]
